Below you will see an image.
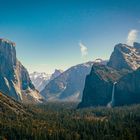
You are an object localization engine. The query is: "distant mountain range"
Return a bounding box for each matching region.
[0,38,108,103]
[30,72,51,92]
[30,69,63,92]
[1,38,140,107]
[41,60,107,102]
[78,42,140,108]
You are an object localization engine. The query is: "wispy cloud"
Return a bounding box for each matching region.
[127,29,138,46]
[79,42,88,58]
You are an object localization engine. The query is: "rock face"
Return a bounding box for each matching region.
[115,68,140,106]
[41,62,94,102]
[78,64,128,108]
[78,42,140,108]
[107,43,140,70]
[50,69,63,80]
[0,39,42,103]
[30,69,63,92]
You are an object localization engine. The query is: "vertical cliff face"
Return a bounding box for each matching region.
[105,42,140,106]
[0,39,42,103]
[115,68,140,106]
[0,39,16,80]
[78,42,140,108]
[78,64,127,108]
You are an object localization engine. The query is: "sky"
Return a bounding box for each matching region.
[0,0,140,74]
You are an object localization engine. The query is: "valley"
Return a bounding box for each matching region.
[0,38,140,140]
[1,1,140,139]
[0,96,140,140]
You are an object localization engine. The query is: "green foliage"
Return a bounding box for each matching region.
[0,103,140,140]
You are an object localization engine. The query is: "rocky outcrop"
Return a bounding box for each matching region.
[50,69,63,80]
[78,64,128,108]
[0,39,42,103]
[107,43,140,70]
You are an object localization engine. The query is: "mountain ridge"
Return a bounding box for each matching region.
[78,42,140,108]
[41,61,107,102]
[30,69,63,92]
[107,42,140,70]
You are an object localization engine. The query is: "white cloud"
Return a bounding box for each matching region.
[127,29,138,46]
[79,42,88,58]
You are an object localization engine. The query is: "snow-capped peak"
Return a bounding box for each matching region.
[30,70,63,92]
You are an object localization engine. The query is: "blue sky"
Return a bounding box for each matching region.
[0,0,140,73]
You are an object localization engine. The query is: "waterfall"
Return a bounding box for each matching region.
[107,82,117,108]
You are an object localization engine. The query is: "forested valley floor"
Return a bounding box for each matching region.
[0,102,140,140]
